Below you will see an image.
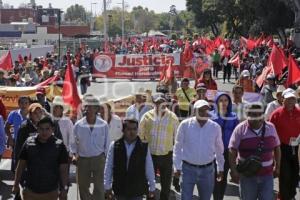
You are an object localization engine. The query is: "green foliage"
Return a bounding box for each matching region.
[186,0,295,38]
[65,4,90,23]
[95,6,197,37]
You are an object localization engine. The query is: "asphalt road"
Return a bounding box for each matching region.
[0,76,299,200]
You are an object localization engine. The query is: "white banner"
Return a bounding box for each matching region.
[115,53,181,67]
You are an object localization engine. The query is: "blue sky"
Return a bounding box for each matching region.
[5,0,186,13]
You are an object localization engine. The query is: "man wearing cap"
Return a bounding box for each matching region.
[265,85,285,120]
[139,93,179,200]
[175,78,196,120]
[35,87,51,113]
[260,74,276,105]
[70,95,110,200]
[13,103,44,200]
[228,103,281,200]
[270,88,300,200]
[104,118,155,200]
[12,116,69,200]
[173,100,224,200]
[126,89,152,122]
[237,70,255,93]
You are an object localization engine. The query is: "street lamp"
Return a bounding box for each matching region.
[58,9,63,68]
[90,2,97,32]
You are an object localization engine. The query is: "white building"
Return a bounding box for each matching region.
[21,26,62,45]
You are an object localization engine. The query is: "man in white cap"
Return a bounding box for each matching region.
[260,74,276,105]
[270,88,300,200]
[265,85,285,120]
[173,99,224,200]
[237,70,255,93]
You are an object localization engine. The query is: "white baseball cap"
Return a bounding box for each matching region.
[193,100,210,109]
[282,88,297,99]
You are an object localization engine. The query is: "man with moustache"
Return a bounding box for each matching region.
[270,88,300,200]
[173,100,224,200]
[229,103,281,200]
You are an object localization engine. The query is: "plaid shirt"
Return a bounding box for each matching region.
[139,108,179,156]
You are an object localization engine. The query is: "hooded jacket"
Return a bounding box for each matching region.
[210,92,239,149]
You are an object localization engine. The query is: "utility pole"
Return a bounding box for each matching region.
[103,0,108,41]
[58,9,62,67]
[121,0,125,48]
[90,2,97,32]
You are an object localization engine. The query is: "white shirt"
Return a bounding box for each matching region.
[57,117,74,152]
[265,100,281,120]
[70,117,110,157]
[126,104,152,122]
[173,117,225,172]
[108,114,123,142]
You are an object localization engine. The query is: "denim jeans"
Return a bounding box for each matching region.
[181,162,215,200]
[240,175,274,200]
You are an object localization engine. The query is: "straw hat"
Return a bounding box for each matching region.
[272,85,286,99]
[136,87,147,96]
[51,96,69,113]
[21,74,32,82]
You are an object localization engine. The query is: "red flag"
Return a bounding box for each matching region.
[166,62,174,80]
[256,65,273,87]
[255,34,265,47]
[183,40,193,64]
[0,51,13,70]
[62,53,81,113]
[18,54,24,64]
[36,74,59,87]
[159,65,166,81]
[240,37,256,51]
[28,53,32,61]
[287,55,300,86]
[228,52,240,67]
[269,45,287,76]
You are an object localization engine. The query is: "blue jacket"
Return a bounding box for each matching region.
[210,92,239,149]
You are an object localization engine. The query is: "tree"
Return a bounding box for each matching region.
[65,4,89,23]
[186,0,222,36]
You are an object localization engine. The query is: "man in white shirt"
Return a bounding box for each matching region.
[70,95,110,200]
[99,100,123,142]
[173,100,224,200]
[126,89,152,122]
[265,85,285,120]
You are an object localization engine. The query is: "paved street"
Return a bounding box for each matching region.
[0,77,299,200]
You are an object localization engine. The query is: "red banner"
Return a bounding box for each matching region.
[93,53,202,79]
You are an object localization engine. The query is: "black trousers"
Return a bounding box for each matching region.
[223,64,232,83]
[213,150,230,200]
[152,152,173,200]
[213,62,220,78]
[178,109,190,121]
[279,144,299,200]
